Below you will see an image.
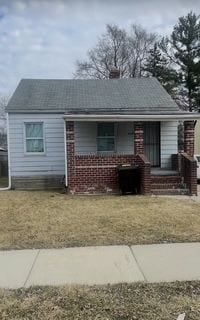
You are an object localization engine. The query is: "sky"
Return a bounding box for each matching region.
[0,0,199,96]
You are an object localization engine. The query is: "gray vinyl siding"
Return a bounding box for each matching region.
[75,121,178,169]
[160,121,178,168]
[74,122,134,155]
[8,115,178,180]
[8,113,65,177]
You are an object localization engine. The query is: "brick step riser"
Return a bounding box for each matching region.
[151,183,183,189]
[151,176,181,184]
[152,189,189,196]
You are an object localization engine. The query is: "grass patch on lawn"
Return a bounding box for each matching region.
[0,177,8,188]
[0,282,200,319]
[0,191,200,250]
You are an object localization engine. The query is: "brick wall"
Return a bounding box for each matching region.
[136,154,151,195]
[181,121,197,195]
[184,121,195,157]
[134,122,144,154]
[65,121,153,194]
[73,154,137,193]
[181,152,197,196]
[66,121,138,193]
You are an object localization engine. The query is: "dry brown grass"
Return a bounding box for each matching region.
[0,282,200,319]
[0,190,200,250]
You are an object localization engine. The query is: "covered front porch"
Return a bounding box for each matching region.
[64,115,198,196]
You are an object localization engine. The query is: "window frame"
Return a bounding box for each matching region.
[24,121,45,155]
[97,122,116,154]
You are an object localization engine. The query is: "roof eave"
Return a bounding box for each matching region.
[63,113,200,122]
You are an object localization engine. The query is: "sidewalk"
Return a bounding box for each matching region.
[1,243,200,289]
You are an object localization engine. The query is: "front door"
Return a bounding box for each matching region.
[144,122,160,167]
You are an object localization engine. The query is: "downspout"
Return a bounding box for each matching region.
[0,113,11,190]
[63,119,67,187]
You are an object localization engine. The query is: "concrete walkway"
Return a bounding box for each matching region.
[1,243,200,289]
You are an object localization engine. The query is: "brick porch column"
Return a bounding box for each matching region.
[66,121,75,193]
[134,122,144,154]
[184,121,195,157]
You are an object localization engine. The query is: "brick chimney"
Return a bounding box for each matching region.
[109,67,120,79]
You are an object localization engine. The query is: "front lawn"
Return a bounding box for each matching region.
[0,282,200,319]
[0,191,200,250]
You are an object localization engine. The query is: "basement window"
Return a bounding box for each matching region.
[24,122,45,153]
[97,123,115,153]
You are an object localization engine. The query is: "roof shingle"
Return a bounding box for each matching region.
[6,77,182,114]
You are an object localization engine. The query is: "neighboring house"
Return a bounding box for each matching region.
[0,132,7,150]
[195,120,200,154]
[0,148,8,178]
[6,73,200,195]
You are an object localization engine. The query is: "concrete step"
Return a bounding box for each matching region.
[152,188,190,196]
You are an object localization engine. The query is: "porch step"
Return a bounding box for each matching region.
[151,172,188,195]
[151,183,183,190]
[151,175,182,184]
[152,188,190,196]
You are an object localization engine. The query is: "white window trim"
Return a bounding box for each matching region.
[23,121,46,155]
[97,122,116,154]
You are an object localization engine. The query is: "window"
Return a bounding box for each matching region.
[25,122,44,153]
[97,123,115,152]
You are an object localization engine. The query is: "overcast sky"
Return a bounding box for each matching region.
[0,0,199,95]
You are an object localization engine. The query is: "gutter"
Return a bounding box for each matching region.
[63,113,200,122]
[0,113,11,191]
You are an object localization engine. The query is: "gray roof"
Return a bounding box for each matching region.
[6,77,183,114]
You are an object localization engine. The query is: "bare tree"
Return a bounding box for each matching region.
[75,24,156,79]
[75,24,129,79]
[127,24,156,77]
[0,95,8,134]
[0,95,8,149]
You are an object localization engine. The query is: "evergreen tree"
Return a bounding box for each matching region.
[144,42,179,95]
[162,12,200,111]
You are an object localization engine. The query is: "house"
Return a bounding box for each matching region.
[195,120,200,154]
[6,72,200,195]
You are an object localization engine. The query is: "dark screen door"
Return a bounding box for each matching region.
[144,122,160,167]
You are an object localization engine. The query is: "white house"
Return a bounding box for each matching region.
[5,74,200,195]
